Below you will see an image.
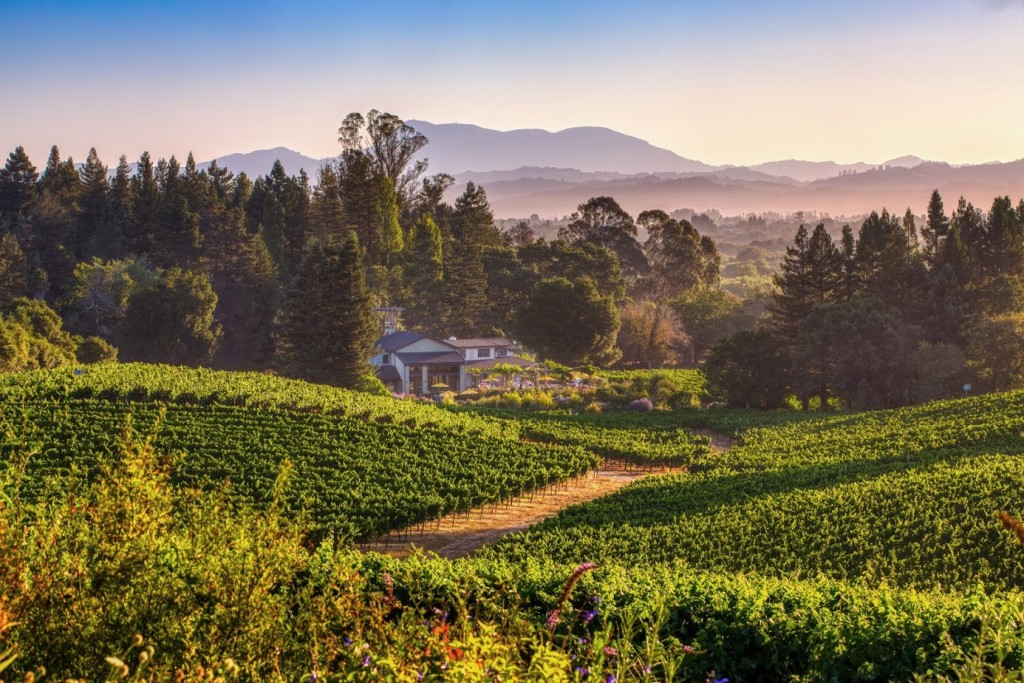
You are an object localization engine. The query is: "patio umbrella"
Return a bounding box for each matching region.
[459,387,479,396]
[429,381,450,389]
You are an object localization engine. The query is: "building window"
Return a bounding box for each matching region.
[382,353,390,364]
[477,348,491,359]
[495,347,508,357]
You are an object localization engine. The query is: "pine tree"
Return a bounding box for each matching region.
[274,232,377,388]
[204,207,280,369]
[769,224,840,351]
[837,224,857,301]
[855,210,926,314]
[75,147,109,257]
[0,232,28,307]
[128,151,159,255]
[402,214,444,332]
[0,146,39,221]
[207,159,234,202]
[154,156,201,266]
[982,195,1023,281]
[309,164,346,244]
[922,190,950,265]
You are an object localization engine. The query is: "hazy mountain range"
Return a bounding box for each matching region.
[199,122,1024,218]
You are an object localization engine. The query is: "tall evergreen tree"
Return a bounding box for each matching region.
[204,207,279,369]
[982,195,1023,281]
[75,147,109,257]
[128,151,159,254]
[0,232,28,307]
[922,190,949,265]
[855,209,925,314]
[0,146,39,221]
[402,214,444,332]
[154,156,201,266]
[274,232,377,388]
[309,164,346,244]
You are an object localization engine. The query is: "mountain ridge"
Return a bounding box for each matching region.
[184,120,1023,219]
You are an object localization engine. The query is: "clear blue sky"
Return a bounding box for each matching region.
[2,0,1023,167]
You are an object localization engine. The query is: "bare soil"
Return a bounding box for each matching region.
[362,465,669,559]
[693,428,735,453]
[363,430,732,559]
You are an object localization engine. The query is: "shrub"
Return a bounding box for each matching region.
[75,336,118,364]
[629,397,655,412]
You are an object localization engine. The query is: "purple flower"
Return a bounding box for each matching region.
[606,676,617,683]
[343,636,351,647]
[362,654,371,667]
[713,679,729,683]
[575,667,590,678]
[581,609,598,624]
[642,665,652,674]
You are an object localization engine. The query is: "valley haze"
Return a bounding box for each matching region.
[200,120,1024,219]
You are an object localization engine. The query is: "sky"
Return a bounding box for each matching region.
[2,0,1023,168]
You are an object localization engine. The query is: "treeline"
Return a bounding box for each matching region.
[0,111,722,383]
[706,191,1024,409]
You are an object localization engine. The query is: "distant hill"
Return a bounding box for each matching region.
[746,156,926,183]
[200,147,328,178]
[465,159,1024,218]
[177,121,1023,220]
[407,120,716,175]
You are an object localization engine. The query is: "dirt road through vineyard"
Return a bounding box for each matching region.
[365,429,732,559]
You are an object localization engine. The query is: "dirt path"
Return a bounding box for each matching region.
[362,465,666,559]
[364,430,733,559]
[694,428,734,453]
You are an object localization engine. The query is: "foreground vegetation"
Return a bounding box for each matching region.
[3,428,1024,682]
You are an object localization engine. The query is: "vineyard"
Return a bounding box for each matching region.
[0,364,712,539]
[4,364,1024,680]
[487,390,1024,591]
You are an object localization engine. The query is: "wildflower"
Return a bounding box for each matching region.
[606,676,617,683]
[575,667,590,678]
[642,664,652,674]
[602,646,617,657]
[362,654,371,668]
[581,609,598,625]
[547,562,599,631]
[683,644,695,654]
[343,637,352,647]
[579,636,588,645]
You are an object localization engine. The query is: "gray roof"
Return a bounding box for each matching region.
[375,365,402,382]
[378,330,428,351]
[444,337,516,349]
[396,351,465,366]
